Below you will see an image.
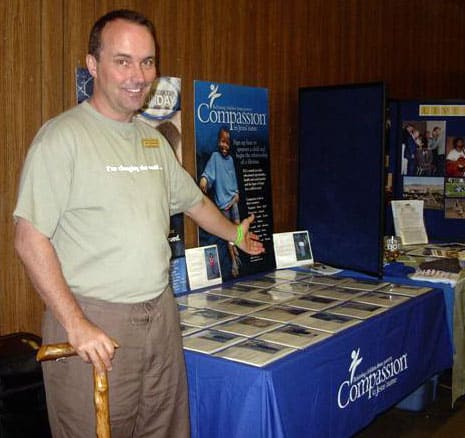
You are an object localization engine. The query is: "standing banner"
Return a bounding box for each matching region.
[194,81,275,280]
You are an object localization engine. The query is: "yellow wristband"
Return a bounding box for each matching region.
[234,224,244,246]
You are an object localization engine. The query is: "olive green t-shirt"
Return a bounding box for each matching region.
[14,101,203,303]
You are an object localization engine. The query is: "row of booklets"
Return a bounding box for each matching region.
[178,269,432,367]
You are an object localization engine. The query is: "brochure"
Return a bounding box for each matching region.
[308,262,343,276]
[256,324,331,349]
[326,301,387,320]
[182,329,246,354]
[287,294,343,312]
[265,269,312,281]
[409,270,459,286]
[179,307,237,328]
[273,230,313,269]
[214,316,284,337]
[292,311,361,333]
[214,339,297,367]
[353,291,410,307]
[377,283,433,297]
[245,288,301,304]
[391,200,428,245]
[272,282,325,294]
[207,298,271,315]
[180,323,202,337]
[311,286,366,301]
[205,284,260,298]
[302,275,349,286]
[176,292,228,309]
[407,242,465,258]
[236,277,288,289]
[185,245,222,290]
[252,304,312,323]
[338,278,389,291]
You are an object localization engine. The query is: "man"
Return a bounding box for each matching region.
[14,9,263,438]
[415,137,433,176]
[428,126,443,175]
[402,123,420,176]
[446,137,465,177]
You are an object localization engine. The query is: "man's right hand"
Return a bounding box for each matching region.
[67,318,116,373]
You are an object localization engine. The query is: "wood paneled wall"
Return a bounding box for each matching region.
[2,0,465,336]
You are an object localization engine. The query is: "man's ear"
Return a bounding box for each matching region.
[86,54,97,78]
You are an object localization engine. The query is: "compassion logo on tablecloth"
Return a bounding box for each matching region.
[337,348,409,409]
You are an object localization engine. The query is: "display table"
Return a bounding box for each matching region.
[340,267,461,405]
[185,288,452,438]
[340,268,455,341]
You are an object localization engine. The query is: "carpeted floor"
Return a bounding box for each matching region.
[355,371,465,437]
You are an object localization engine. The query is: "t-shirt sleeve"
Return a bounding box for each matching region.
[13,125,73,238]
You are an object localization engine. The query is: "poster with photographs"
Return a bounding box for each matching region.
[194,81,275,281]
[399,103,465,224]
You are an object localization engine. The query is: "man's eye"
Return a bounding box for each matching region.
[143,58,155,67]
[117,59,129,66]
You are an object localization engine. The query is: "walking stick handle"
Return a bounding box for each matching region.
[37,340,119,438]
[36,342,77,361]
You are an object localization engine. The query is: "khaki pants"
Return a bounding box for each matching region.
[42,287,190,438]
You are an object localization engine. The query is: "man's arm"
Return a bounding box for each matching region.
[14,218,115,372]
[185,196,264,255]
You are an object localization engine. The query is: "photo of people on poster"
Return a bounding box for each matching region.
[199,126,242,277]
[401,120,446,177]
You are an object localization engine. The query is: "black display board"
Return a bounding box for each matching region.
[298,82,386,277]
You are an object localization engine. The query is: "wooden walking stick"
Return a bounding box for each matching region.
[37,341,119,438]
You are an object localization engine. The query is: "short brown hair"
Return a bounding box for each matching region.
[88,9,156,60]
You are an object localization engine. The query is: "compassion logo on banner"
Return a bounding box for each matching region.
[337,348,409,409]
[196,83,267,132]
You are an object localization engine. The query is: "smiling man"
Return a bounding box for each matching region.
[13,9,263,438]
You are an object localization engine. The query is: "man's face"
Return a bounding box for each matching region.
[456,140,465,151]
[86,19,157,122]
[218,130,231,157]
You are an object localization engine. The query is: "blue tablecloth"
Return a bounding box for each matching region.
[185,289,452,438]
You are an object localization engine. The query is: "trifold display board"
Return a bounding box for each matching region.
[298,82,386,277]
[389,100,465,241]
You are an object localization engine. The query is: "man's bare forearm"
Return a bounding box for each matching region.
[14,218,86,330]
[186,196,264,255]
[14,218,115,371]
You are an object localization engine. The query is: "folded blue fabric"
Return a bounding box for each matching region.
[384,262,416,277]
